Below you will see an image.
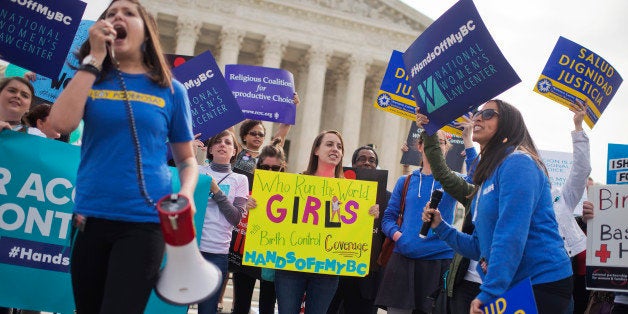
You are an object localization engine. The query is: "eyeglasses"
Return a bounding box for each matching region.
[248,131,265,138]
[356,156,377,164]
[258,164,283,171]
[473,108,500,120]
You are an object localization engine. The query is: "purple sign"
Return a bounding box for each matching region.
[172,50,245,141]
[0,0,86,79]
[225,64,296,124]
[402,0,520,135]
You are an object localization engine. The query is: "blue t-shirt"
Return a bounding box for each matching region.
[74,72,193,223]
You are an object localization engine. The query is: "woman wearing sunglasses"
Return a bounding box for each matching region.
[233,93,299,174]
[420,99,573,314]
[231,138,286,314]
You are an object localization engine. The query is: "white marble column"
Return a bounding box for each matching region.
[260,36,287,146]
[175,17,201,56]
[380,114,404,187]
[218,27,244,71]
[293,46,331,172]
[341,54,371,156]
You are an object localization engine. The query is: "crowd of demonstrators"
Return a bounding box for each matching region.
[327,146,390,314]
[197,130,248,314]
[375,130,459,314]
[3,2,623,314]
[422,99,573,314]
[231,138,287,314]
[45,0,199,313]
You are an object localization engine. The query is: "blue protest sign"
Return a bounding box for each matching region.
[0,0,86,79]
[172,50,245,141]
[607,143,628,184]
[225,64,296,124]
[5,20,93,103]
[483,278,538,314]
[402,0,520,135]
[534,36,623,129]
[0,131,210,314]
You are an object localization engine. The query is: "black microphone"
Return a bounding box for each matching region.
[419,189,443,238]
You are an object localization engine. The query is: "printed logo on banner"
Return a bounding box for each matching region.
[533,36,623,129]
[402,0,520,135]
[0,0,87,79]
[418,75,447,113]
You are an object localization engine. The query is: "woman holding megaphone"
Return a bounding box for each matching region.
[48,1,198,313]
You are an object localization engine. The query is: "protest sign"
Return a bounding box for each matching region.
[225,64,296,124]
[0,0,86,79]
[482,278,538,314]
[243,170,377,276]
[373,50,417,120]
[0,131,210,314]
[607,143,628,185]
[374,50,467,136]
[585,184,628,292]
[402,0,520,135]
[5,19,93,103]
[229,168,254,271]
[534,37,623,128]
[172,50,245,141]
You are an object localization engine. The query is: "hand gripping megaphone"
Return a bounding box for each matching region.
[155,194,221,305]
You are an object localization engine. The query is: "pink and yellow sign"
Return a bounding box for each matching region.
[242,170,377,277]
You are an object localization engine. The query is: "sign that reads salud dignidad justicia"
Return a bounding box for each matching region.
[225,64,296,125]
[0,0,86,79]
[402,0,520,136]
[243,170,377,276]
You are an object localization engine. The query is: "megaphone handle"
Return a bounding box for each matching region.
[168,215,179,230]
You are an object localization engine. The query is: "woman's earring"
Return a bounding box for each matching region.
[502,137,508,143]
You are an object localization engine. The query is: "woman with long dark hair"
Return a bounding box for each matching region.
[422,100,573,314]
[48,1,198,313]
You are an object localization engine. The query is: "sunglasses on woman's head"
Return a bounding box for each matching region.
[258,164,283,171]
[248,131,265,138]
[473,108,500,120]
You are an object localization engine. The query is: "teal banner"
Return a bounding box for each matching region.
[0,130,210,313]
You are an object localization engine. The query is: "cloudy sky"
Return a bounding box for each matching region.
[400,0,628,183]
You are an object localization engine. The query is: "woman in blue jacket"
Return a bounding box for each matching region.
[422,99,572,314]
[375,130,459,314]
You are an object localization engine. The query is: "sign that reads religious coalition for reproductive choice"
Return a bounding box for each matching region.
[225,64,296,124]
[402,0,520,135]
[0,0,86,79]
[534,37,622,128]
[243,170,377,277]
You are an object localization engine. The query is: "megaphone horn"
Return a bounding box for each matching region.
[155,194,221,305]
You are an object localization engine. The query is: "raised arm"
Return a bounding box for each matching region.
[561,101,591,211]
[416,110,475,205]
[272,92,299,147]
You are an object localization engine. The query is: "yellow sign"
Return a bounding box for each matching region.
[243,170,377,277]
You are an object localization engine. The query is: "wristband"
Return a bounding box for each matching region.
[77,64,100,77]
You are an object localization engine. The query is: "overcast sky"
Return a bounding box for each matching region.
[400,0,628,183]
